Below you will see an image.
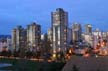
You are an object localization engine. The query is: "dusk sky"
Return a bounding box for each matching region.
[0,0,108,34]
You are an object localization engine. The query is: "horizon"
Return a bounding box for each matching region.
[0,0,108,34]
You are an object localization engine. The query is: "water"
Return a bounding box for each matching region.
[0,63,12,71]
[0,63,12,68]
[0,70,12,71]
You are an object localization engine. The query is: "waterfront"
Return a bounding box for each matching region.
[0,57,65,71]
[2,55,108,71]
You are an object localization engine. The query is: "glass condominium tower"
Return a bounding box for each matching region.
[12,26,27,51]
[27,23,41,51]
[51,8,68,54]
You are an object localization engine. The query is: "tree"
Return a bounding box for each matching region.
[7,50,12,57]
[1,50,7,56]
[0,46,10,56]
[44,40,52,52]
[25,50,33,58]
[72,65,79,71]
[13,49,20,57]
[97,69,100,71]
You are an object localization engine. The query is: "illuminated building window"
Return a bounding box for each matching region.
[64,29,67,32]
[58,41,60,45]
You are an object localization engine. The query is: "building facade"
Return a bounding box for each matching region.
[72,23,82,42]
[51,8,68,53]
[27,23,41,52]
[85,24,92,35]
[47,28,52,42]
[0,35,11,52]
[12,26,27,51]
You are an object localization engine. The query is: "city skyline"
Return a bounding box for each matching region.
[1,1,108,71]
[0,0,108,34]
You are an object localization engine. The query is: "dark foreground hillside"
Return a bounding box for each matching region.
[62,56,108,71]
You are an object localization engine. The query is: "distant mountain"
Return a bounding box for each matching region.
[0,35,11,39]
